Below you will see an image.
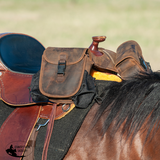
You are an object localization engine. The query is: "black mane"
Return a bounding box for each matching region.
[94,71,160,142]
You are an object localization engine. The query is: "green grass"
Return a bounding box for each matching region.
[0,0,160,70]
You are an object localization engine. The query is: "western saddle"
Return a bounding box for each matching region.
[0,33,151,160]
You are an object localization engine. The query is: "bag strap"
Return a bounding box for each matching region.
[41,104,57,160]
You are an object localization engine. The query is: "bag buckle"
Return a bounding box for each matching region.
[57,61,66,75]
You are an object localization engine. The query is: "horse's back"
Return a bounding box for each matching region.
[64,102,160,160]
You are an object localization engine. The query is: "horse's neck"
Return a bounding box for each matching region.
[64,103,160,160]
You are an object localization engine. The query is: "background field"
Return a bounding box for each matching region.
[0,0,160,71]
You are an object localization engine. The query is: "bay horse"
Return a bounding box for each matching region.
[0,33,159,159]
[64,71,160,160]
[1,70,160,159]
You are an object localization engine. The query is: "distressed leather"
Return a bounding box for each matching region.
[39,47,119,103]
[116,40,152,80]
[39,47,93,103]
[88,48,117,73]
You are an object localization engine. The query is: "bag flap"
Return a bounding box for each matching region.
[116,40,143,66]
[115,40,152,80]
[116,40,152,71]
[43,47,87,65]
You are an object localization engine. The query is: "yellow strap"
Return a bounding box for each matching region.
[91,70,122,82]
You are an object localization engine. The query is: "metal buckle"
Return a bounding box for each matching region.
[57,61,66,75]
[62,104,70,112]
[36,118,50,131]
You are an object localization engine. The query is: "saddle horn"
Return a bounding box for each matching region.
[89,36,106,56]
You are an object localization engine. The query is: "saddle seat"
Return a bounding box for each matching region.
[0,33,45,74]
[0,33,45,105]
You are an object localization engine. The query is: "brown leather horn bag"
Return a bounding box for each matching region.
[39,47,93,103]
[115,40,152,80]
